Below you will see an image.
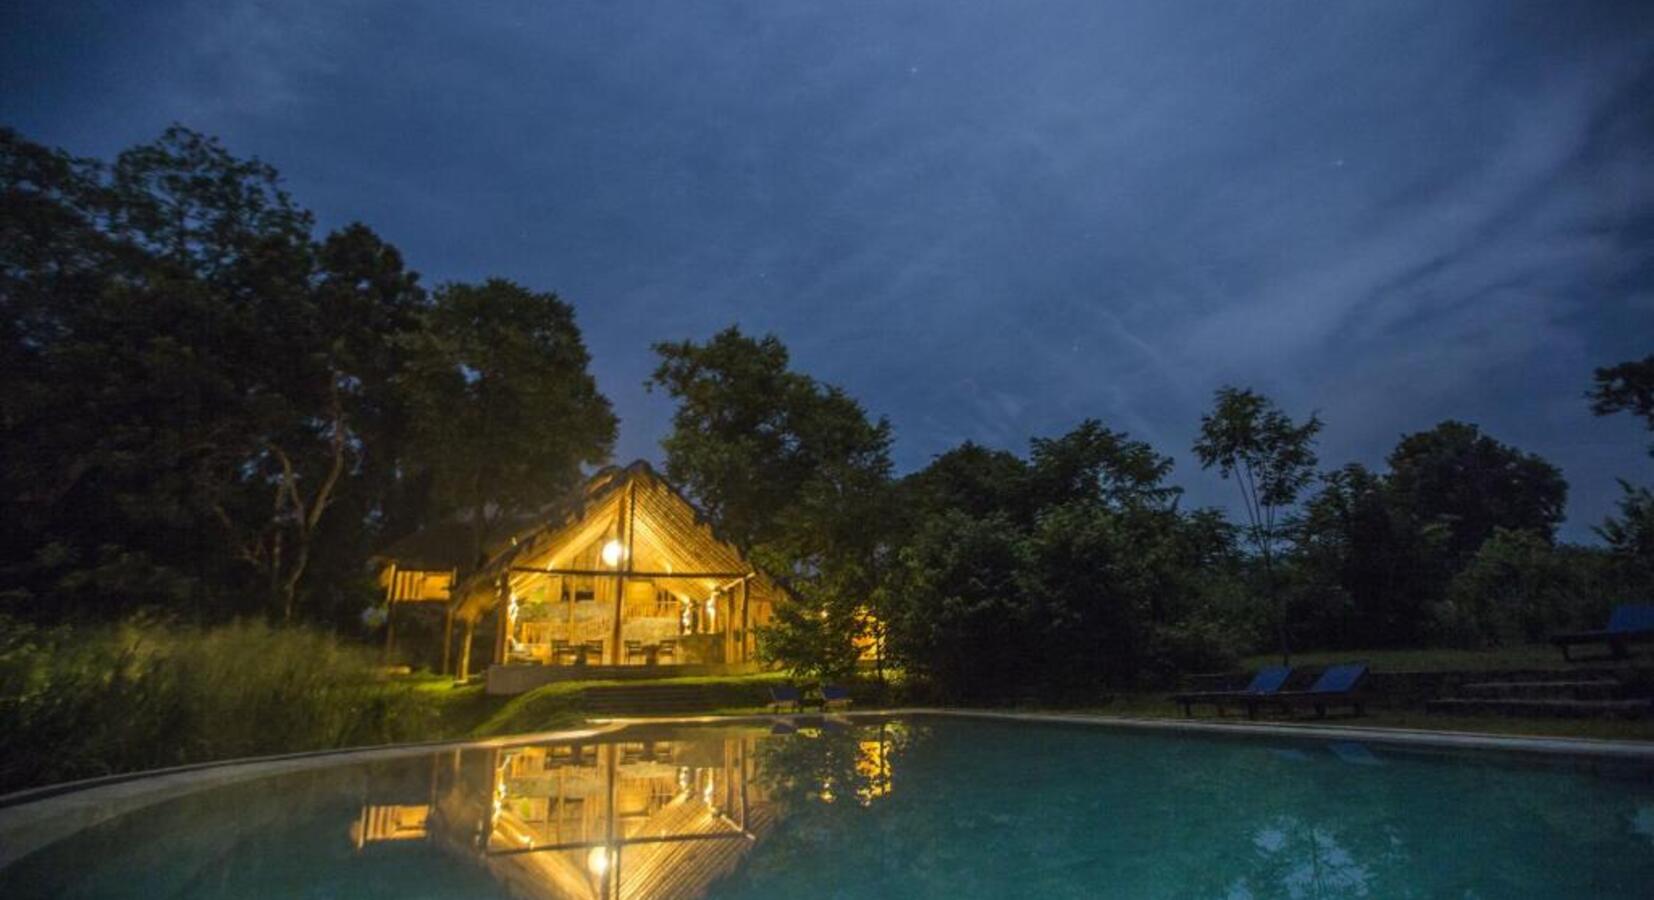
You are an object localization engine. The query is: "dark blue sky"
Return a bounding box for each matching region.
[5,1,1651,539]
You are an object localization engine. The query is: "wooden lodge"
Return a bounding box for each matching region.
[378,462,785,694]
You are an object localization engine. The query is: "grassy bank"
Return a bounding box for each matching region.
[1239,644,1600,673]
[0,618,432,794]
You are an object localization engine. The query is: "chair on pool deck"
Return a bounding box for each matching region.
[1245,663,1369,720]
[1173,665,1293,717]
[819,684,853,711]
[1550,605,1654,661]
[769,684,803,713]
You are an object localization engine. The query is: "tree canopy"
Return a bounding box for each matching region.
[0,126,613,625]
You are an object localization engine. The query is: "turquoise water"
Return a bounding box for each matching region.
[4,716,1652,898]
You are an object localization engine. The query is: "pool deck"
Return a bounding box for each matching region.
[4,708,1652,867]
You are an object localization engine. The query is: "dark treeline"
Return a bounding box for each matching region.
[2,126,615,626]
[5,127,1652,703]
[649,328,1651,700]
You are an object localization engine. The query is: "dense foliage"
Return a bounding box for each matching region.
[1,127,613,626]
[0,617,430,793]
[653,340,1652,699]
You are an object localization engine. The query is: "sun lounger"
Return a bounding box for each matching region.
[768,684,803,713]
[1246,663,1368,720]
[819,684,853,710]
[1173,665,1293,717]
[1551,605,1654,661]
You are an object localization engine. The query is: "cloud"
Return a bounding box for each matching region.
[4,0,1651,536]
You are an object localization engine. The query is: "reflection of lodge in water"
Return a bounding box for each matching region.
[351,731,782,900]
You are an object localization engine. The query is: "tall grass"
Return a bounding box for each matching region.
[0,618,430,794]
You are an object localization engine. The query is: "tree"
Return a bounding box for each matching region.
[1436,529,1590,647]
[1596,481,1654,599]
[1193,387,1322,664]
[404,279,616,565]
[1291,464,1448,648]
[1385,421,1566,568]
[648,327,894,678]
[1589,355,1654,455]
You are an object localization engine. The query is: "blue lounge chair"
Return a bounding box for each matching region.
[1246,663,1368,720]
[819,684,853,711]
[1551,605,1654,661]
[1173,665,1293,717]
[768,684,803,713]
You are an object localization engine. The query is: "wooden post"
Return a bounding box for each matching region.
[609,480,635,665]
[457,618,475,682]
[493,573,511,666]
[739,577,750,662]
[722,589,734,663]
[440,604,454,675]
[381,564,398,664]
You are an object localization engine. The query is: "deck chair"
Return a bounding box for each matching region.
[1173,665,1293,717]
[768,684,803,713]
[819,684,853,711]
[1551,605,1654,661]
[624,639,648,664]
[1246,663,1369,720]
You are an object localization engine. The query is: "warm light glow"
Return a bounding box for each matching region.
[600,539,624,567]
[588,845,613,876]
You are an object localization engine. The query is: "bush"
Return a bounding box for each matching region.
[1430,529,1601,648]
[0,617,428,793]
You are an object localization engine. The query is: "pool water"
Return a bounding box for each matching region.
[3,715,1652,898]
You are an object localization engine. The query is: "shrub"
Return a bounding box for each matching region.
[0,617,427,793]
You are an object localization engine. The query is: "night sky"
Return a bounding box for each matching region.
[5,1,1651,539]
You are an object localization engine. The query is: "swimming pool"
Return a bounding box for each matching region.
[3,713,1651,897]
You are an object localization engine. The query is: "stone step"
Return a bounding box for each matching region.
[1424,697,1653,719]
[578,683,767,715]
[1456,679,1625,701]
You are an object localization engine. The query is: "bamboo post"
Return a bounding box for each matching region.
[493,573,510,666]
[609,480,634,665]
[739,577,750,662]
[441,604,454,675]
[381,563,398,664]
[457,618,475,682]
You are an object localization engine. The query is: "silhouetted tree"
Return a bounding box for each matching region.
[649,327,893,678]
[403,279,616,566]
[1193,387,1322,664]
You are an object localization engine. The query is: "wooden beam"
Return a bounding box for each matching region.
[509,566,750,579]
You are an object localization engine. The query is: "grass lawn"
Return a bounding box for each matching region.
[1239,643,1635,673]
[396,667,1654,747]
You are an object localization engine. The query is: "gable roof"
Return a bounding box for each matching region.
[449,460,785,621]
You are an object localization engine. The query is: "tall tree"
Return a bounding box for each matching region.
[1385,421,1566,568]
[2,126,432,622]
[1589,355,1654,456]
[1292,464,1448,647]
[404,279,616,565]
[1193,387,1322,664]
[649,327,894,677]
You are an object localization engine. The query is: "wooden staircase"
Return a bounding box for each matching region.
[1426,674,1652,719]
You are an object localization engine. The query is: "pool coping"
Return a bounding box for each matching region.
[3,707,1651,868]
[586,708,1654,762]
